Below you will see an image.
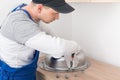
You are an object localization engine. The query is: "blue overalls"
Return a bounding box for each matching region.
[0,3,40,80]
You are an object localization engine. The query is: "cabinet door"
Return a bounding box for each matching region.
[91,0,120,2]
[66,0,90,2]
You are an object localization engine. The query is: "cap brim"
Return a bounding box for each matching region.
[50,3,75,14]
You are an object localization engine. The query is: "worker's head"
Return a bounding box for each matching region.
[29,0,75,23]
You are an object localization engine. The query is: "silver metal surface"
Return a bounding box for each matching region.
[38,50,90,72]
[38,57,90,72]
[45,56,68,70]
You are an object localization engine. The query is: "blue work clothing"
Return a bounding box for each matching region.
[0,50,39,80]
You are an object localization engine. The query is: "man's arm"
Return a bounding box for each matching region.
[25,32,80,58]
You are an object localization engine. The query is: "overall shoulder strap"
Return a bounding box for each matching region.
[11,3,33,20]
[0,3,33,28]
[11,3,27,12]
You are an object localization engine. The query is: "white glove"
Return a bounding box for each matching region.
[63,41,82,68]
[71,50,85,68]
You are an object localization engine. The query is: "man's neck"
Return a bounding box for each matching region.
[22,5,40,23]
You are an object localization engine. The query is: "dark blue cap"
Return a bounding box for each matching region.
[32,0,75,13]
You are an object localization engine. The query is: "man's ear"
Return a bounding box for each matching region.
[37,4,43,13]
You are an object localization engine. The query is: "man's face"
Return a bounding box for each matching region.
[38,6,59,23]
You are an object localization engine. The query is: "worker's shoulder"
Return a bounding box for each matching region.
[8,10,30,21]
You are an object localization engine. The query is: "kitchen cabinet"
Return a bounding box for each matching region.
[37,56,120,80]
[91,0,120,2]
[65,0,90,2]
[66,0,120,2]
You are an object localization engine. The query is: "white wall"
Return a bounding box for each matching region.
[40,13,72,40]
[71,3,120,67]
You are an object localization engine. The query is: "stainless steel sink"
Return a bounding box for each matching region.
[36,71,45,80]
[38,51,90,72]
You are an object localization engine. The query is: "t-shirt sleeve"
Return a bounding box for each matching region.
[13,19,40,44]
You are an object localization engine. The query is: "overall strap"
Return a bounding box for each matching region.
[11,3,33,21]
[1,3,32,28]
[11,3,27,12]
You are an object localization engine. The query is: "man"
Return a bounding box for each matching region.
[0,0,80,80]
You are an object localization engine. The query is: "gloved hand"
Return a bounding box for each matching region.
[71,50,85,68]
[63,41,84,68]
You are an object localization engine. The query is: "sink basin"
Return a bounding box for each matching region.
[38,51,90,72]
